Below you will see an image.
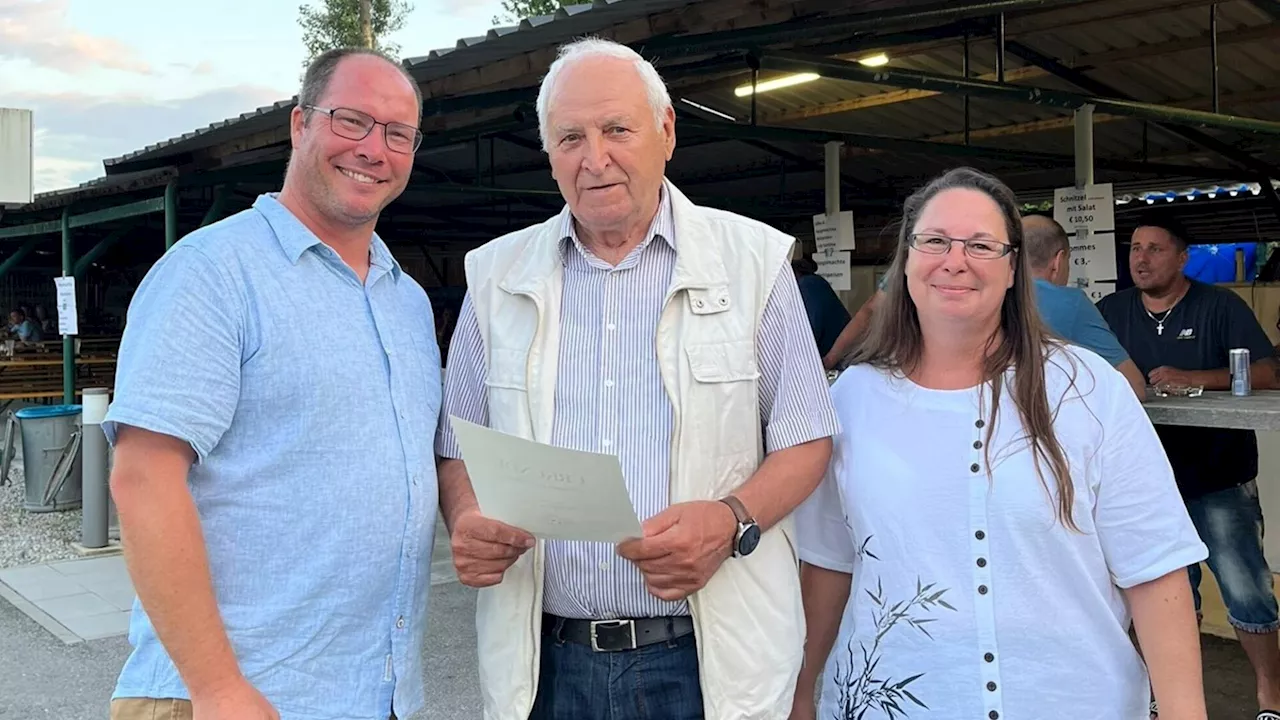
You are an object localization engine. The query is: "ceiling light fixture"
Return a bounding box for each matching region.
[858,53,890,67]
[734,72,820,97]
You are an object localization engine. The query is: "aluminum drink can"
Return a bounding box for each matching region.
[1230,348,1251,396]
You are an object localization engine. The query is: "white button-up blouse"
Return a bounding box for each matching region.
[798,345,1208,720]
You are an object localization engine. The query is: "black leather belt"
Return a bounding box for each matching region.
[543,613,695,652]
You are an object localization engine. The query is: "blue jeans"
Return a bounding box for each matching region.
[1187,480,1280,634]
[528,619,704,720]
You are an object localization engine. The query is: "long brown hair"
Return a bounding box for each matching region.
[847,167,1081,531]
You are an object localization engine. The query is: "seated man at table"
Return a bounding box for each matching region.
[9,309,42,343]
[1098,213,1280,720]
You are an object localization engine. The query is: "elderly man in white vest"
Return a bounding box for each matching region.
[434,37,840,720]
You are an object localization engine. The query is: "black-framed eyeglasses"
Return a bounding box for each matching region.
[304,105,423,154]
[908,232,1014,260]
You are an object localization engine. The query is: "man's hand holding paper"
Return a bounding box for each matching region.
[449,507,535,588]
[615,501,739,601]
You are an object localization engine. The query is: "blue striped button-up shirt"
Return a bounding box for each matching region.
[436,189,839,619]
[104,194,441,719]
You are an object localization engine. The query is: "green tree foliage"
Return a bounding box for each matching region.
[299,0,413,63]
[492,0,571,25]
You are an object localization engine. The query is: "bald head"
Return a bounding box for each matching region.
[1023,214,1070,285]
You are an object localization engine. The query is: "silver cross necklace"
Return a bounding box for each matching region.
[1143,287,1187,336]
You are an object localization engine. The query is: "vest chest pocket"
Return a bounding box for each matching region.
[686,340,761,457]
[686,340,759,383]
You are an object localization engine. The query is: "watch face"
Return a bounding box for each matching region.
[739,524,762,556]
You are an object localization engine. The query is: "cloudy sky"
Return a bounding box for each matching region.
[1,0,510,193]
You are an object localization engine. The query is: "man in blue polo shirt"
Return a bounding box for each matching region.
[822,216,1146,400]
[105,48,440,720]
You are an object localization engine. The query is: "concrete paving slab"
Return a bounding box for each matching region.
[0,563,86,601]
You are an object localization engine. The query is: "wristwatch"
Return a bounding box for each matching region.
[719,495,761,558]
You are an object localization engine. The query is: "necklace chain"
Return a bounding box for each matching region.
[1143,286,1187,336]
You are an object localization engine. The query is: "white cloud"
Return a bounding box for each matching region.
[0,0,152,74]
[16,84,287,192]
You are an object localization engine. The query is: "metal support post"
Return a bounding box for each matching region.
[60,206,74,405]
[1074,104,1095,188]
[200,185,229,227]
[963,34,972,145]
[164,179,178,250]
[824,141,842,215]
[80,387,110,549]
[996,13,1006,82]
[1210,4,1220,114]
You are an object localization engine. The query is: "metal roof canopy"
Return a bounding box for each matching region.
[0,0,1277,259]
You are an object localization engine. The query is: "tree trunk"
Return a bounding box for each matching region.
[359,0,373,49]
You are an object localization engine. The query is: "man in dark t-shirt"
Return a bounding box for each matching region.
[1098,216,1280,717]
[792,258,851,359]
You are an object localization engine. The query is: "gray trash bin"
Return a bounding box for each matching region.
[15,404,83,513]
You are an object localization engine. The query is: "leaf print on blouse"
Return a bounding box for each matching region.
[832,536,956,720]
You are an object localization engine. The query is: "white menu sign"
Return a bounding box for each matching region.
[1054,183,1117,301]
[813,211,855,253]
[54,276,78,336]
[812,249,851,292]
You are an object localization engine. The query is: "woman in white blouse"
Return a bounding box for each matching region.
[791,168,1209,720]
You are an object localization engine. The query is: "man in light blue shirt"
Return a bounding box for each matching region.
[1022,214,1147,399]
[104,48,440,720]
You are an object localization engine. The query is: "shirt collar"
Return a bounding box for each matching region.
[557,184,676,265]
[253,193,402,281]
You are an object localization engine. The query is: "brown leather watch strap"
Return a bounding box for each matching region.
[719,494,755,525]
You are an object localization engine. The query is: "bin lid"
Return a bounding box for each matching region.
[15,404,83,419]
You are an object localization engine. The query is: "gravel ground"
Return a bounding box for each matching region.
[0,445,85,569]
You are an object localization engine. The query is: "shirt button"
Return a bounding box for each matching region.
[604,380,614,388]
[973,440,982,449]
[978,585,989,595]
[599,561,609,571]
[984,652,995,663]
[396,616,405,629]
[987,681,997,691]
[970,463,980,473]
[602,439,612,448]
[607,323,616,331]
[975,419,985,428]
[975,530,986,540]
[977,557,987,568]
[989,712,999,720]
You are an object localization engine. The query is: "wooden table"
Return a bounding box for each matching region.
[1142,390,1280,431]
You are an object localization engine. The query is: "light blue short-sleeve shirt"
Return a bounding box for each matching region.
[103,194,442,720]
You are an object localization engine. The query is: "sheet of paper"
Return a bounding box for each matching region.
[54,276,77,336]
[448,416,643,543]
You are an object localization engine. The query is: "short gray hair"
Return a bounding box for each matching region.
[535,37,672,152]
[1023,214,1069,270]
[299,47,423,121]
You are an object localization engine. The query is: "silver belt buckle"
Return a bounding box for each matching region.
[590,619,636,651]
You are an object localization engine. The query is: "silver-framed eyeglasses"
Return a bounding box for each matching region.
[908,233,1014,260]
[304,105,423,154]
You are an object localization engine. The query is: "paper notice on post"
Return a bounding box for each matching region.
[54,276,78,336]
[448,416,643,543]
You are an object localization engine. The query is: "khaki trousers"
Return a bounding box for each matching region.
[108,698,399,719]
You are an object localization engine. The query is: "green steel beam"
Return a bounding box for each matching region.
[200,185,231,227]
[0,196,164,240]
[753,51,1280,136]
[61,205,73,405]
[164,179,178,250]
[68,197,165,229]
[0,220,60,240]
[0,238,41,281]
[677,120,1250,182]
[73,224,136,278]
